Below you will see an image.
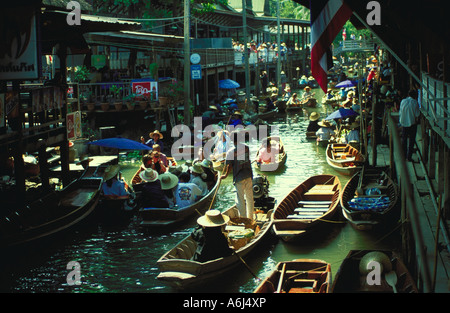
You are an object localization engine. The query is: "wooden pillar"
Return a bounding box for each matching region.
[12,81,25,209]
[428,132,436,179]
[58,45,70,187]
[38,139,49,190]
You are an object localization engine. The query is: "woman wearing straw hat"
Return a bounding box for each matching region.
[139,168,169,208]
[190,162,208,196]
[140,129,164,151]
[159,172,179,208]
[102,165,130,199]
[307,112,321,132]
[191,210,233,262]
[199,159,215,189]
[316,120,336,141]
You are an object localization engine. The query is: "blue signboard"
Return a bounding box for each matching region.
[191,65,202,80]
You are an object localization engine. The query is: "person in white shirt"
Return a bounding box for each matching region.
[175,172,203,208]
[399,90,420,161]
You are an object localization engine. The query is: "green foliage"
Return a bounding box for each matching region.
[73,66,90,83]
[269,0,310,20]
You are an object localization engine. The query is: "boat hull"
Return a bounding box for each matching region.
[326,143,365,176]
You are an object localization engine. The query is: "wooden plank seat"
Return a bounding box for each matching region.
[287,214,325,219]
[294,207,329,213]
[298,201,332,205]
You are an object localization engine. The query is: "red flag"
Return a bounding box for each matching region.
[310,0,353,92]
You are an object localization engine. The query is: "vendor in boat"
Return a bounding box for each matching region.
[175,172,203,208]
[190,162,208,196]
[256,138,277,165]
[202,105,218,128]
[152,144,168,167]
[264,97,275,111]
[158,172,179,208]
[316,120,336,141]
[139,168,170,208]
[229,111,244,127]
[345,121,361,144]
[150,150,167,174]
[141,130,164,151]
[191,209,234,263]
[282,85,291,101]
[199,159,216,189]
[325,89,335,100]
[307,112,321,132]
[102,165,130,199]
[76,154,93,170]
[286,93,301,107]
[301,86,315,101]
[210,130,233,162]
[341,91,355,108]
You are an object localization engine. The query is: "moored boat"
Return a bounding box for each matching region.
[138,171,222,228]
[326,143,365,176]
[156,205,273,289]
[254,136,287,172]
[340,167,399,230]
[0,176,102,251]
[254,259,331,293]
[331,250,418,293]
[272,174,341,242]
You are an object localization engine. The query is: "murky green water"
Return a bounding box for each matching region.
[0,106,401,293]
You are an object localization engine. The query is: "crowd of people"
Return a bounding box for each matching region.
[232,39,292,63]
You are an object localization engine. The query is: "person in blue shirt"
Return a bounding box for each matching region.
[102,165,130,199]
[229,111,243,127]
[140,130,164,151]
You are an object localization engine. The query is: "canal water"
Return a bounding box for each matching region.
[0,100,401,293]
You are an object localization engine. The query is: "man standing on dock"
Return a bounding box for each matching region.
[399,89,420,162]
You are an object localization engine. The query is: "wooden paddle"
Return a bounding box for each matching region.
[276,263,287,293]
[357,165,365,195]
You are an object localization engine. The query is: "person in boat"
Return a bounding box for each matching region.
[326,89,335,100]
[141,130,164,151]
[221,144,254,219]
[341,91,355,108]
[101,165,130,199]
[229,111,244,127]
[152,144,168,167]
[316,120,336,141]
[301,86,314,101]
[190,162,208,196]
[150,150,167,174]
[175,172,203,208]
[282,85,291,101]
[202,105,218,128]
[265,96,275,111]
[191,209,233,262]
[76,154,93,170]
[345,121,361,144]
[199,159,216,189]
[307,112,321,132]
[338,88,347,100]
[256,138,277,165]
[286,93,301,107]
[299,75,308,87]
[139,168,169,208]
[142,153,153,168]
[210,130,234,162]
[158,172,179,208]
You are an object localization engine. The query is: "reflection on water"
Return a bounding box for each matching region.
[0,109,401,293]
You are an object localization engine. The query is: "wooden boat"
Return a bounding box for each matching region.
[306,131,317,141]
[331,250,418,293]
[286,105,303,113]
[0,176,102,250]
[254,136,287,172]
[131,157,177,189]
[254,259,332,293]
[300,97,317,108]
[138,171,222,228]
[326,143,365,176]
[317,138,336,147]
[340,167,399,230]
[156,205,273,289]
[255,109,277,120]
[272,175,341,242]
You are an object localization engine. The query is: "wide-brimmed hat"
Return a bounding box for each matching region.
[309,112,320,121]
[197,209,230,227]
[168,164,183,176]
[191,163,204,174]
[139,168,159,182]
[158,172,179,190]
[150,130,164,139]
[200,159,213,169]
[103,165,121,181]
[76,154,93,165]
[233,111,243,116]
[209,105,218,111]
[318,120,332,127]
[304,86,311,91]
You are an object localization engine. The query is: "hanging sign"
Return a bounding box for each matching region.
[67,111,82,140]
[131,79,158,100]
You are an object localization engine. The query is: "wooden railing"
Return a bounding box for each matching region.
[333,39,377,55]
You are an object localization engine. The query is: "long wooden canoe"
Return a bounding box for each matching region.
[326,143,365,176]
[156,205,273,289]
[340,167,399,230]
[254,136,287,172]
[254,259,332,293]
[138,171,222,228]
[331,250,418,293]
[0,176,102,250]
[272,175,341,242]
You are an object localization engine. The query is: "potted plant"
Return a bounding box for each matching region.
[158,80,184,107]
[124,93,137,111]
[110,85,123,111]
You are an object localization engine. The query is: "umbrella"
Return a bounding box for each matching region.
[219,79,240,89]
[89,137,151,150]
[325,108,359,120]
[335,80,356,88]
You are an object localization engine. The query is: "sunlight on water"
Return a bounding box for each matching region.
[0,108,401,293]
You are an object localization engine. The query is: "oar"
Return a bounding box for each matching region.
[385,271,398,293]
[357,165,365,195]
[276,263,287,293]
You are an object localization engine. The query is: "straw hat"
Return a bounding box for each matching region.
[209,105,218,111]
[139,168,159,182]
[200,159,213,169]
[168,164,183,176]
[233,111,243,116]
[103,165,120,181]
[309,112,320,121]
[304,86,311,91]
[318,120,332,127]
[197,209,230,228]
[150,130,164,139]
[76,154,93,165]
[191,163,204,174]
[158,172,179,190]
